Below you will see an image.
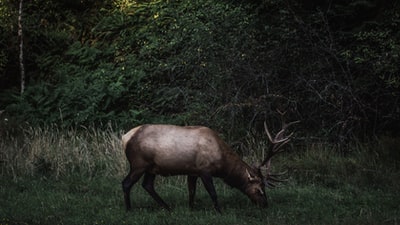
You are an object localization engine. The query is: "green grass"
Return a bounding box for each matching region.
[1,175,398,225]
[0,125,399,224]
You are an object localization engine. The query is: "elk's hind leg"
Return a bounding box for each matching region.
[122,168,145,211]
[142,172,171,211]
[187,175,198,209]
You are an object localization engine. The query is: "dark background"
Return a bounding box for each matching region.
[1,0,399,150]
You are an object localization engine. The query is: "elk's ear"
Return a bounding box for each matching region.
[246,169,257,182]
[252,162,261,169]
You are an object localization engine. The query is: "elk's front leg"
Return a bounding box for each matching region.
[200,174,222,213]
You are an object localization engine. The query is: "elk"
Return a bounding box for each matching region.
[121,119,297,212]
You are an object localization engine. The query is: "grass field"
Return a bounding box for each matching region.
[1,126,399,224]
[1,175,399,225]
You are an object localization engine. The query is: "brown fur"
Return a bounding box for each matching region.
[122,124,267,212]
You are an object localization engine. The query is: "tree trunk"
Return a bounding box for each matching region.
[18,0,25,94]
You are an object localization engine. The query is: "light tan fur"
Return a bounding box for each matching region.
[122,124,269,211]
[124,125,224,175]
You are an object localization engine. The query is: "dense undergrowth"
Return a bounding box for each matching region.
[1,0,400,143]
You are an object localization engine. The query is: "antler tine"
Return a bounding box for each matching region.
[260,121,292,168]
[284,120,301,128]
[265,176,289,188]
[260,115,299,187]
[277,121,300,139]
[276,109,286,117]
[264,122,293,144]
[272,138,291,154]
[263,121,275,143]
[269,170,288,177]
[266,181,277,188]
[268,176,288,183]
[265,171,289,188]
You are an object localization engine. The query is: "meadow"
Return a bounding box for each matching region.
[1,126,399,225]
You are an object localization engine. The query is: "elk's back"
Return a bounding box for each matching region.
[122,124,224,175]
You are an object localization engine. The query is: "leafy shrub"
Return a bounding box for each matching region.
[1,0,399,145]
[4,0,263,133]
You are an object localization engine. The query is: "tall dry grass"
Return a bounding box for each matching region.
[1,124,398,190]
[0,125,127,179]
[241,132,400,190]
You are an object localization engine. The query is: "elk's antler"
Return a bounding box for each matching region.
[260,111,299,188]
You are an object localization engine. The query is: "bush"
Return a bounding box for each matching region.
[3,0,263,133]
[1,0,399,145]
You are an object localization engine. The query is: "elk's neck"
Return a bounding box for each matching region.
[219,155,251,192]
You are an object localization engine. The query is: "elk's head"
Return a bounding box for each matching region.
[244,168,268,207]
[246,112,299,207]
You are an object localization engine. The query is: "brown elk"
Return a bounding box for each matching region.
[121,119,297,212]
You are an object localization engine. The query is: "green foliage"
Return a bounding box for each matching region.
[0,37,7,74]
[0,0,399,144]
[245,0,400,145]
[3,0,263,132]
[0,0,10,73]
